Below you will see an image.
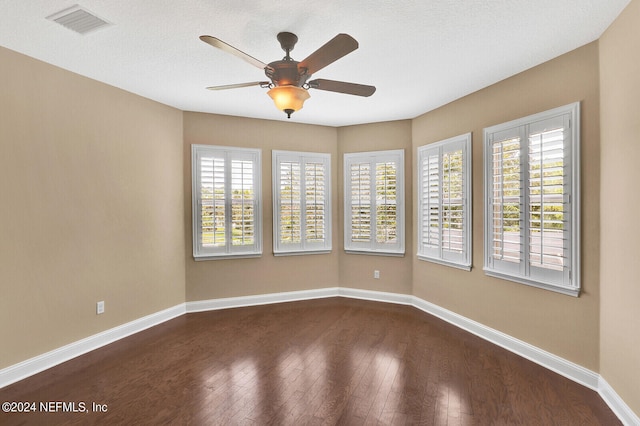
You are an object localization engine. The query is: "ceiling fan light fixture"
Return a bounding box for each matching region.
[267,85,310,118]
[201,32,375,119]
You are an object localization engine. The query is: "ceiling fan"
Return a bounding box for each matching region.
[199,32,376,118]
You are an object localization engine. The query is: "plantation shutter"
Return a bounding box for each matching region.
[484,103,578,295]
[417,134,471,269]
[279,160,302,245]
[192,145,262,259]
[273,151,331,255]
[375,161,398,244]
[345,150,404,255]
[442,148,464,256]
[488,127,524,275]
[420,149,440,257]
[526,115,570,285]
[305,161,327,245]
[350,161,372,244]
[199,154,226,248]
[230,158,256,248]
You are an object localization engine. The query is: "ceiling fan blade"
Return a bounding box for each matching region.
[308,79,376,97]
[200,35,268,70]
[298,34,358,75]
[206,81,270,91]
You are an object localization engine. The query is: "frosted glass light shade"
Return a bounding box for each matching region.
[267,85,310,118]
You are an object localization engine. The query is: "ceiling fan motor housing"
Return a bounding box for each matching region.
[265,60,309,87]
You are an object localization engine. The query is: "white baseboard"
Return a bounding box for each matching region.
[599,376,640,426]
[186,287,339,312]
[338,287,414,306]
[185,287,413,313]
[1,288,637,425]
[0,303,186,389]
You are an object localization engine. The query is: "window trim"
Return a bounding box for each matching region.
[191,144,262,261]
[483,102,580,296]
[344,149,405,256]
[417,133,472,271]
[272,150,332,256]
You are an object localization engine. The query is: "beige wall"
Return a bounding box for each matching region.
[337,121,413,295]
[183,112,340,301]
[412,42,602,370]
[0,47,186,369]
[599,0,640,415]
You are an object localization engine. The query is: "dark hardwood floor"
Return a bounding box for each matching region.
[0,298,620,425]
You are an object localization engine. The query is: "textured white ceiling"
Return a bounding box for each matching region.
[0,0,631,126]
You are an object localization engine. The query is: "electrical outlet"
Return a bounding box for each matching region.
[374,270,380,279]
[96,301,105,315]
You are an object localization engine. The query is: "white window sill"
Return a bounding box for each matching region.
[344,249,405,257]
[417,255,471,271]
[273,249,332,257]
[194,252,262,261]
[483,268,580,297]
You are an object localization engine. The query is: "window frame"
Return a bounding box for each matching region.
[344,149,405,256]
[417,133,472,270]
[191,144,262,260]
[272,150,332,256]
[483,102,580,296]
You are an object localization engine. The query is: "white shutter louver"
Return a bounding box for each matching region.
[528,125,565,272]
[350,162,372,243]
[424,153,440,250]
[231,160,255,246]
[280,161,302,244]
[376,162,398,244]
[442,149,464,254]
[305,162,326,243]
[491,134,522,266]
[200,156,225,247]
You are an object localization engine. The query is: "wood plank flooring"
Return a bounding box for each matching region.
[0,298,620,425]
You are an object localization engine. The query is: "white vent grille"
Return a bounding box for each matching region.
[47,5,111,35]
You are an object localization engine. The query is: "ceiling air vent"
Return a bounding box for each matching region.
[46,4,111,35]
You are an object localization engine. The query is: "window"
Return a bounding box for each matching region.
[483,103,580,296]
[417,133,472,270]
[272,150,331,255]
[191,145,262,260]
[344,149,404,255]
